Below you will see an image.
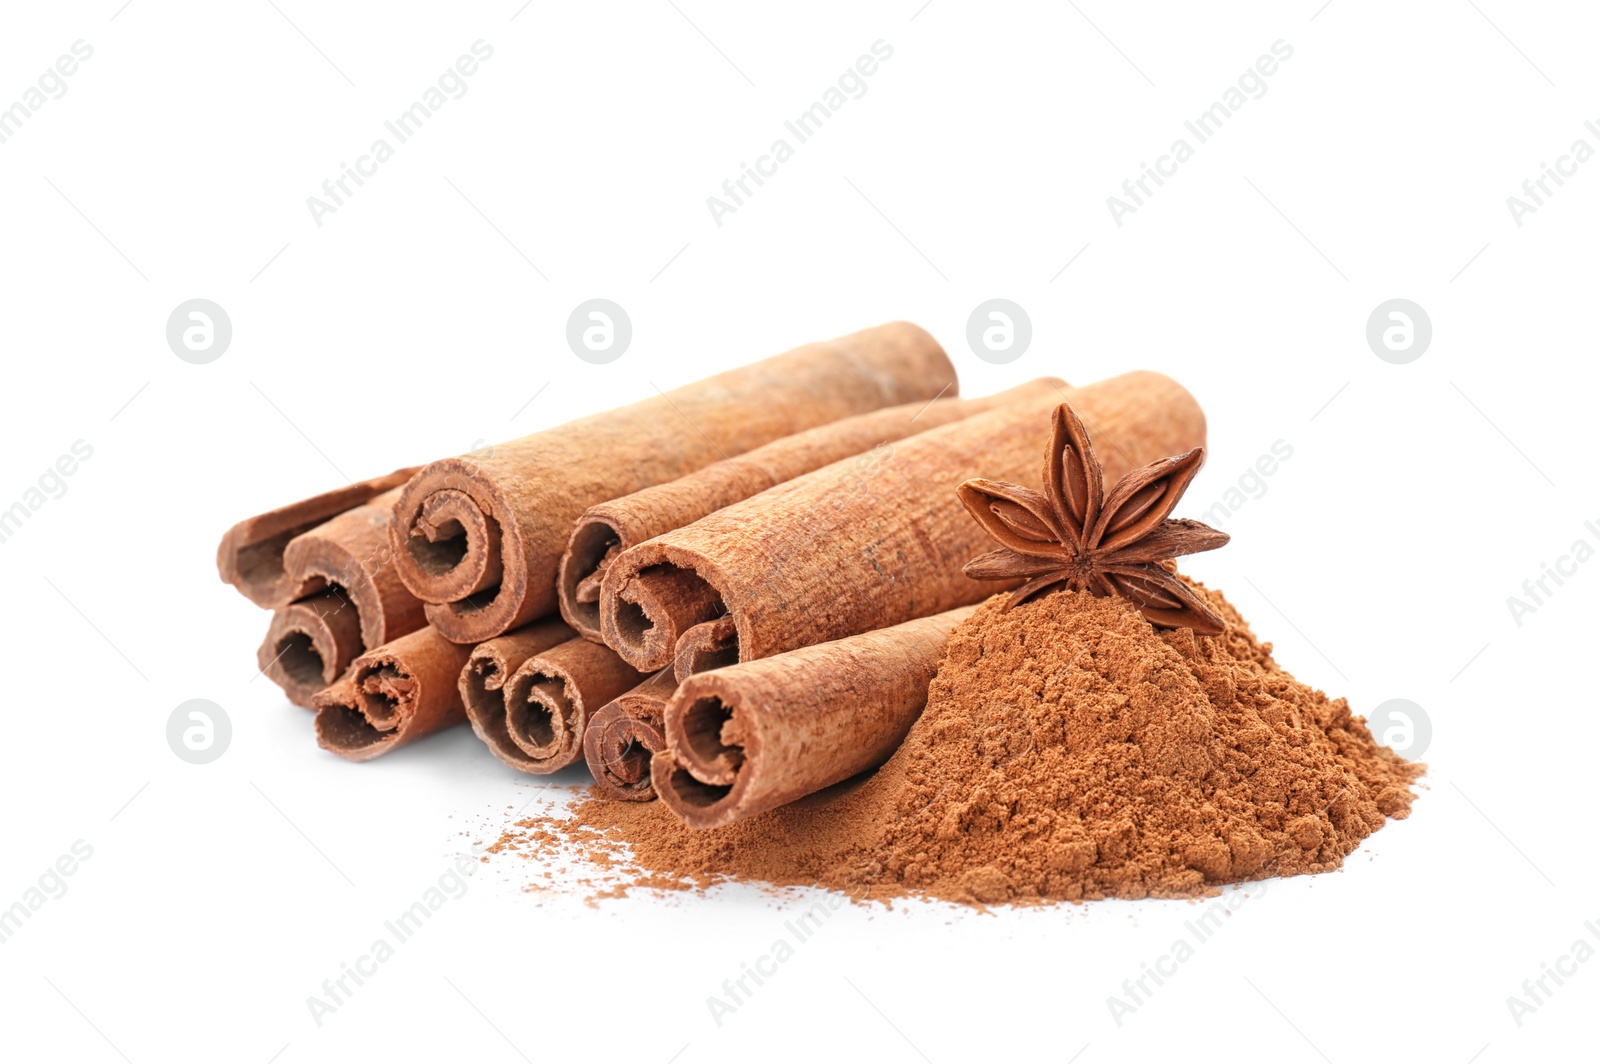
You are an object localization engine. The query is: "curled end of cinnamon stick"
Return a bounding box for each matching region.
[653,682,761,829]
[501,663,581,769]
[390,459,527,644]
[278,492,425,654]
[461,628,648,775]
[583,670,677,800]
[460,620,574,771]
[259,592,364,707]
[557,516,627,643]
[313,628,472,761]
[601,546,733,673]
[585,704,667,801]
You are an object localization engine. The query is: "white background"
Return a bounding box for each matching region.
[0,1,1593,1061]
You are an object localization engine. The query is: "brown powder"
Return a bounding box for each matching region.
[491,581,1424,905]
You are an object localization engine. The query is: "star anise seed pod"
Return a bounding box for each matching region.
[957,402,1231,634]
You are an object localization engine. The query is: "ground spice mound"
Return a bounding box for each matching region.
[497,582,1424,905]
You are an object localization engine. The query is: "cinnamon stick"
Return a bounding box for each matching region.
[258,593,362,707]
[256,487,428,706]
[653,608,974,828]
[459,618,576,759]
[583,670,677,801]
[558,378,1064,643]
[389,323,955,644]
[312,627,473,761]
[462,627,650,774]
[602,371,1205,673]
[217,466,418,607]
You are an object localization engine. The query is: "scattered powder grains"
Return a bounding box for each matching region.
[494,582,1424,905]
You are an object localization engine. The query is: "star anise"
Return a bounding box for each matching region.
[957,402,1230,634]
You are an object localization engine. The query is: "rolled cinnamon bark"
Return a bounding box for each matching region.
[603,371,1205,673]
[462,628,650,774]
[459,618,577,758]
[672,616,738,682]
[654,608,974,828]
[559,378,1064,643]
[217,467,418,607]
[258,593,362,707]
[256,488,429,705]
[313,627,474,761]
[389,323,955,644]
[583,670,677,801]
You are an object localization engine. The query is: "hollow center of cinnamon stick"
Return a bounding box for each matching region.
[275,631,327,687]
[407,518,470,575]
[612,597,655,643]
[448,584,502,615]
[611,564,726,670]
[664,762,732,807]
[506,672,568,755]
[565,521,621,620]
[603,732,650,785]
[357,664,409,725]
[681,696,746,777]
[462,658,503,704]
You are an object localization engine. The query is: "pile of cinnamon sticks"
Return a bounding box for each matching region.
[219,323,1206,828]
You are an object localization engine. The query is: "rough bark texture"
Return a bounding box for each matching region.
[463,629,650,774]
[254,487,429,705]
[584,670,678,802]
[602,371,1206,673]
[217,467,419,607]
[557,379,1065,642]
[313,627,474,761]
[653,608,974,828]
[388,323,956,644]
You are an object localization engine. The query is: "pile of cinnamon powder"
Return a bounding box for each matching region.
[491,582,1424,905]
